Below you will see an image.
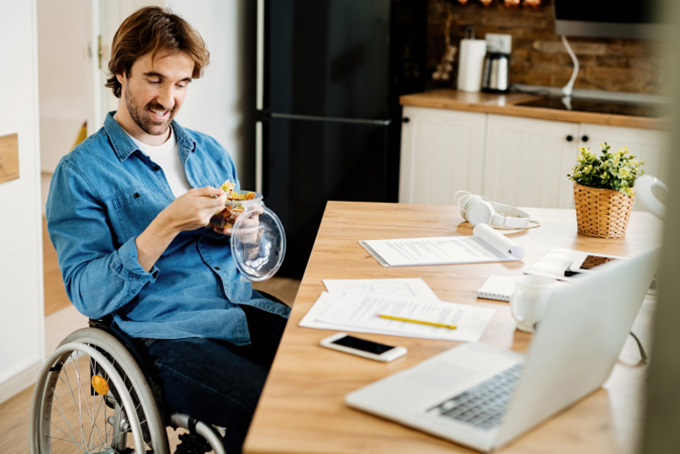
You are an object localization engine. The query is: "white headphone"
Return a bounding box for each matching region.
[455,191,540,229]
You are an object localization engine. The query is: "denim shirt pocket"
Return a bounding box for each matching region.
[110,188,168,242]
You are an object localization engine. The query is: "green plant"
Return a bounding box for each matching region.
[567,142,645,197]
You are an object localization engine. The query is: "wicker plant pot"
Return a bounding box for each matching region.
[573,182,635,238]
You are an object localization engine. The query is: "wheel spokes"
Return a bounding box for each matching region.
[50,352,118,453]
[37,333,166,454]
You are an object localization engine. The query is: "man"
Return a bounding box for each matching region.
[46,7,289,453]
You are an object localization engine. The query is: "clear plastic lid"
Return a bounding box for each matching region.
[230,205,286,281]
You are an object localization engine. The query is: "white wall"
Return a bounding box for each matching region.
[0,0,45,404]
[168,0,256,187]
[37,0,91,173]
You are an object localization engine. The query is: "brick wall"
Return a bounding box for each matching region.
[426,0,665,94]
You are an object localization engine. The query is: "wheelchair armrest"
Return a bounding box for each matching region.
[89,314,115,330]
[256,290,287,306]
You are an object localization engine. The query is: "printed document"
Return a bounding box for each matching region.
[301,278,440,332]
[361,224,525,267]
[301,292,495,342]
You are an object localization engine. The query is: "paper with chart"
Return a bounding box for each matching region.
[300,278,440,332]
[360,224,525,267]
[304,292,495,342]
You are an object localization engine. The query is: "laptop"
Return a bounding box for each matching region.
[345,247,659,452]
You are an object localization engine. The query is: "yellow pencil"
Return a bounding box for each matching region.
[378,314,457,330]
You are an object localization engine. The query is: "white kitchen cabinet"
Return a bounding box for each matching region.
[399,105,668,211]
[485,116,668,209]
[483,114,580,209]
[399,106,486,205]
[579,123,669,183]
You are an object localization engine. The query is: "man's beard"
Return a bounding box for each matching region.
[124,83,176,136]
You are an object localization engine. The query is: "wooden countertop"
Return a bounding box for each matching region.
[400,89,668,130]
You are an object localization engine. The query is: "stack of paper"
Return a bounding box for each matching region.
[524,248,623,280]
[360,224,526,267]
[299,278,496,342]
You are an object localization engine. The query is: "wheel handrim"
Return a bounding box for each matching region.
[33,343,148,453]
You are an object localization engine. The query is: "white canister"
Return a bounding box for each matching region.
[457,38,487,93]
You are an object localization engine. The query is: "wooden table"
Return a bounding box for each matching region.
[244,202,662,454]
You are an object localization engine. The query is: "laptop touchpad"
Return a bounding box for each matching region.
[405,363,477,390]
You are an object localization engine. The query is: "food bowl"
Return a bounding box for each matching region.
[209,190,263,230]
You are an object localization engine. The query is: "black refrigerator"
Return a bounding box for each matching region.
[256,0,426,278]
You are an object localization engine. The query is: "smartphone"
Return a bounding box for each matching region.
[320,333,407,362]
[565,254,620,276]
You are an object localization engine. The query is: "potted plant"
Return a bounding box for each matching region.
[567,142,646,238]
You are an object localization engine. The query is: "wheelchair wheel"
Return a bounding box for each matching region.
[30,328,169,454]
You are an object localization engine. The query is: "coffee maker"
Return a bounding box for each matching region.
[481,34,512,93]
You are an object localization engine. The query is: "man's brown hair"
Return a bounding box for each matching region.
[105,6,210,98]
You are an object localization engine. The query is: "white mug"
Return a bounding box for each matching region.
[510,275,559,333]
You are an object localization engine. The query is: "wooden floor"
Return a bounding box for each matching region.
[0,218,301,453]
[43,217,71,316]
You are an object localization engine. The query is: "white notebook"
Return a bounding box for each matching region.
[476,275,516,302]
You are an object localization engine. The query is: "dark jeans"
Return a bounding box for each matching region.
[133,305,288,454]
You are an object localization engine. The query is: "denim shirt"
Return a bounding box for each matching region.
[46,112,290,345]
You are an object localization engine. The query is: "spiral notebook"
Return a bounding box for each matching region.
[476,275,516,302]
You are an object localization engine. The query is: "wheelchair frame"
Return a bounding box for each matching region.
[29,319,227,454]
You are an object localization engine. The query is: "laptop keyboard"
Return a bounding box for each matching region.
[426,364,523,430]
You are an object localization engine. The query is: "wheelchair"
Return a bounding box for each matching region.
[29,292,284,454]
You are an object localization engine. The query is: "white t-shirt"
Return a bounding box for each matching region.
[121,124,192,199]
